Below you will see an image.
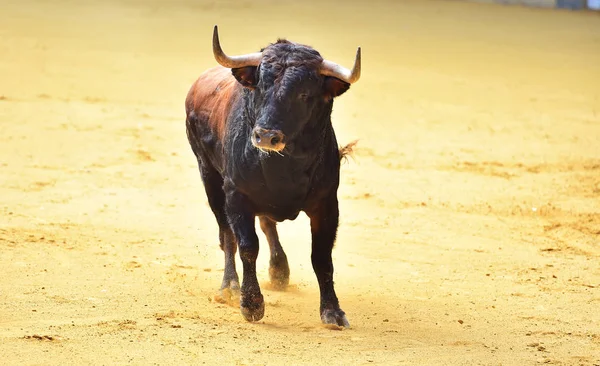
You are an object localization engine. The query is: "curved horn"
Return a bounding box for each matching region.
[212,25,262,69]
[320,47,361,84]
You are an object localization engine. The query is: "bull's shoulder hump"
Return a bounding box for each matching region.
[186,66,242,140]
[186,67,237,110]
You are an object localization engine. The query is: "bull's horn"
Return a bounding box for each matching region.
[212,25,262,69]
[320,47,361,84]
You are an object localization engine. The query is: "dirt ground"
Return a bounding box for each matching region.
[1,0,599,364]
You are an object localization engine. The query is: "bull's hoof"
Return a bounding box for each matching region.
[240,293,265,322]
[321,308,350,328]
[268,260,290,291]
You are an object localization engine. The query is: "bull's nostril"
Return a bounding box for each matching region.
[270,136,281,146]
[254,131,261,143]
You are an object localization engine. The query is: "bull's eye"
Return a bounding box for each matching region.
[298,93,309,102]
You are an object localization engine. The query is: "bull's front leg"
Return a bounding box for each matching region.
[307,194,349,328]
[225,189,264,322]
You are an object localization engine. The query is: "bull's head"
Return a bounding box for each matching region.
[212,26,361,153]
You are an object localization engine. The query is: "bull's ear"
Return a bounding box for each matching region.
[232,66,258,88]
[323,76,350,100]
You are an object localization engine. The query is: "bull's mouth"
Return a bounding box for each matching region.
[251,128,286,153]
[251,137,286,153]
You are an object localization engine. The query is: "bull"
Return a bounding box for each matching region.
[185,26,361,327]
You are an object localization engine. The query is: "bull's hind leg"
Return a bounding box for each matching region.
[259,216,290,290]
[198,164,240,305]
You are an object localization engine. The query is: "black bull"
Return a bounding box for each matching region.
[185,26,361,327]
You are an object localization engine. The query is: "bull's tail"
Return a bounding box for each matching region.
[339,140,358,163]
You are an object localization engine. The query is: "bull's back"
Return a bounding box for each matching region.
[185,66,241,171]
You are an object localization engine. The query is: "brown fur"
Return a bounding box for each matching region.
[185,66,241,142]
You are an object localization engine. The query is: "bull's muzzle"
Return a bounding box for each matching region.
[251,127,286,152]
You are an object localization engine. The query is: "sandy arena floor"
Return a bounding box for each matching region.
[1,0,599,364]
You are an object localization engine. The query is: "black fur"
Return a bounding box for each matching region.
[186,40,351,327]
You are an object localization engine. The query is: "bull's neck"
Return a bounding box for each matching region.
[290,103,335,158]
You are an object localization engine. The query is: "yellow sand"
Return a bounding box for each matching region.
[1,0,599,364]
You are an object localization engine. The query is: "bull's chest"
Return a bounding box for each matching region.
[229,153,313,220]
